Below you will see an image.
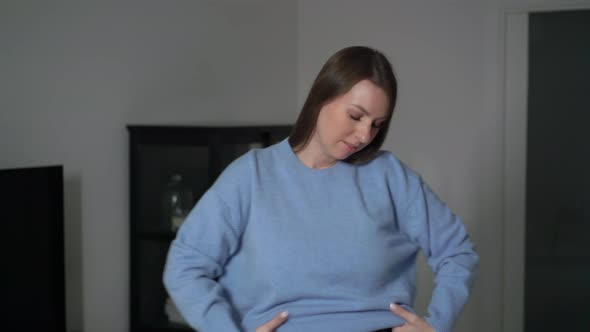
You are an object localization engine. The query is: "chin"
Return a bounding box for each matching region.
[339,152,354,160]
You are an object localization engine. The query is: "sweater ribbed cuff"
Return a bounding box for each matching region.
[426,316,453,332]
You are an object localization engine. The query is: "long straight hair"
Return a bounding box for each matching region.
[289,46,398,164]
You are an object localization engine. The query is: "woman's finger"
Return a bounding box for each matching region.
[389,303,418,324]
[255,311,289,332]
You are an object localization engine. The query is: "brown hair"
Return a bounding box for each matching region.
[289,46,398,164]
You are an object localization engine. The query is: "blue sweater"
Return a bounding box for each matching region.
[163,138,478,332]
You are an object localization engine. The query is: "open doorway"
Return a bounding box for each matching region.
[524,9,590,331]
[502,7,590,332]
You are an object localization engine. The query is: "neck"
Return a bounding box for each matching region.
[293,143,337,169]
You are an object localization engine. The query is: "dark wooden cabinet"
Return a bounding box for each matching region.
[127,125,291,332]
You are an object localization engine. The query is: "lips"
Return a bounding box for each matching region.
[343,141,359,152]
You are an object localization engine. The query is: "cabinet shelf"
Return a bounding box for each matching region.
[128,125,291,332]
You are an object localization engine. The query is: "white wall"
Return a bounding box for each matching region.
[297,1,590,332]
[0,1,297,331]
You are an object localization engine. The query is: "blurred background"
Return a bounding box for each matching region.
[1,1,588,331]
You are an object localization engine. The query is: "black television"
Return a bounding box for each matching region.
[0,165,66,332]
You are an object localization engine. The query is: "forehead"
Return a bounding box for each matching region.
[341,80,389,118]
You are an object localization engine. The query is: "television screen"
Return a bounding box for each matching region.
[0,165,65,332]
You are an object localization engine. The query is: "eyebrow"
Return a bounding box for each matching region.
[350,104,387,120]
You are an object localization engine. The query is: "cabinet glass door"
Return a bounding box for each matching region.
[129,126,291,332]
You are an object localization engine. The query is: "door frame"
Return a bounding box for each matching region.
[500,3,590,332]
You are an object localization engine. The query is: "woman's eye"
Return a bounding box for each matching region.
[349,114,361,121]
[372,122,384,129]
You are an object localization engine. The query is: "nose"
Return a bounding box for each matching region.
[356,122,372,144]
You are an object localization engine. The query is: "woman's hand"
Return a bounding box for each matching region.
[255,311,289,332]
[389,303,435,332]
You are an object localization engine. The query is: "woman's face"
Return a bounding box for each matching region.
[306,79,389,167]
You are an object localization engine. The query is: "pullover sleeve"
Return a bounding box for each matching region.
[163,156,251,332]
[403,178,479,332]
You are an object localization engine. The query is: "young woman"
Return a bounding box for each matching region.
[163,46,479,332]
